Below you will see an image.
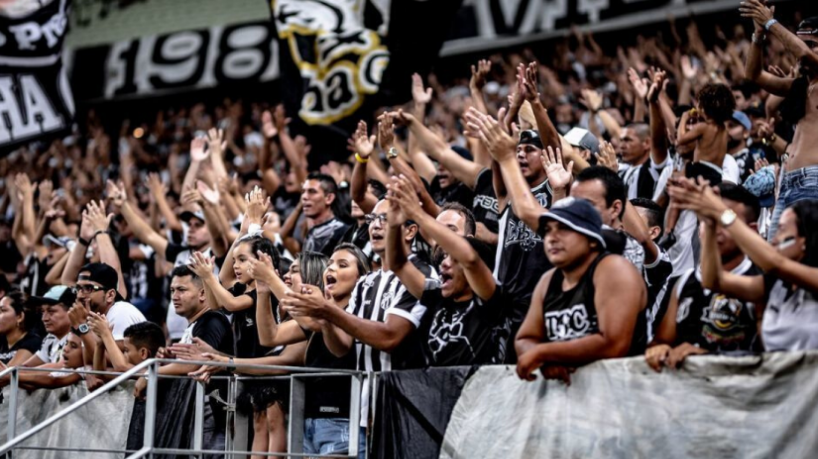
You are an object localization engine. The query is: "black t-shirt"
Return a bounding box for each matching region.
[303,330,357,419]
[273,189,299,219]
[644,249,674,316]
[303,217,351,257]
[343,222,373,262]
[497,179,554,321]
[190,310,234,355]
[0,241,22,276]
[420,280,508,366]
[674,259,761,353]
[19,254,49,296]
[472,168,500,234]
[0,333,42,364]
[430,176,474,210]
[228,284,274,358]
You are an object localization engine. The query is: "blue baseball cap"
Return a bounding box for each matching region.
[732,111,752,131]
[539,197,606,248]
[744,166,776,207]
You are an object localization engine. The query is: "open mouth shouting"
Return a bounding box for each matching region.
[325,273,338,290]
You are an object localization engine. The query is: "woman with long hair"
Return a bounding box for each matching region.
[0,290,44,366]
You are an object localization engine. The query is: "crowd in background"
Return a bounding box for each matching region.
[1,1,817,457]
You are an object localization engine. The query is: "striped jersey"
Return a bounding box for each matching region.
[345,255,437,372]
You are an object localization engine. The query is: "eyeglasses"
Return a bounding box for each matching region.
[72,284,105,295]
[364,214,388,226]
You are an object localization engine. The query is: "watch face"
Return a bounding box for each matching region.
[78,324,90,333]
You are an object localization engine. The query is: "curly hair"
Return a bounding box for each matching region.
[696,83,736,125]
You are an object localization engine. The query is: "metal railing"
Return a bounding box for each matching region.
[0,359,372,458]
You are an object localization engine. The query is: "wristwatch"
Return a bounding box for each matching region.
[719,209,737,227]
[227,357,236,372]
[73,323,90,335]
[386,147,399,159]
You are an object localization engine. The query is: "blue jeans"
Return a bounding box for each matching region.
[769,166,818,241]
[303,418,366,458]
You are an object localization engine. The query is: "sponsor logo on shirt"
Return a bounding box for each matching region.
[544,304,591,341]
[503,219,541,251]
[473,195,499,213]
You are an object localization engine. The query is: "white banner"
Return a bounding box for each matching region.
[441,353,818,458]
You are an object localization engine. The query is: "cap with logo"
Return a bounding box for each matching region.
[564,127,600,155]
[78,262,125,301]
[538,197,606,248]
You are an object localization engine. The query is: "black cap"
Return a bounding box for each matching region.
[180,210,206,223]
[518,130,544,149]
[78,262,124,301]
[29,285,76,307]
[539,197,606,248]
[451,145,473,161]
[797,17,818,36]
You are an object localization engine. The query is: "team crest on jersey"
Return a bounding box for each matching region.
[702,294,743,330]
[379,291,394,310]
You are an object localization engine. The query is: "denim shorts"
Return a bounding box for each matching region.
[769,166,818,240]
[303,418,366,458]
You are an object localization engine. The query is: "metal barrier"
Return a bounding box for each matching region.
[0,359,371,458]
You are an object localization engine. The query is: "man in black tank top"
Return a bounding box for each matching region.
[646,184,763,371]
[513,198,647,382]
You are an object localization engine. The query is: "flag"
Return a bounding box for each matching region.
[270,0,463,163]
[0,0,75,155]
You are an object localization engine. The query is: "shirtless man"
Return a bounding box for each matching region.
[740,2,818,239]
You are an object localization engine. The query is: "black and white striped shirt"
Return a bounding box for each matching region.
[345,255,436,373]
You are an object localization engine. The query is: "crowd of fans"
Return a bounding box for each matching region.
[0,1,817,456]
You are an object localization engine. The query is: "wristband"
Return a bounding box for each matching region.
[77,237,91,247]
[247,223,262,236]
[354,153,369,164]
[91,230,107,240]
[764,19,778,31]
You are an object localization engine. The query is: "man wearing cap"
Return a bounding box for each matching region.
[515,197,647,382]
[727,111,757,184]
[740,1,818,240]
[68,263,146,380]
[21,285,75,367]
[564,127,600,163]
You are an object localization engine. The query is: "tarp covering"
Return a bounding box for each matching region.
[371,367,474,459]
[440,354,818,459]
[0,381,135,458]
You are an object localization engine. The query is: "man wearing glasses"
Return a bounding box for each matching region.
[68,263,146,383]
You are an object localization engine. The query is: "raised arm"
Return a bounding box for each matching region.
[697,216,765,302]
[395,176,497,300]
[189,252,254,312]
[384,189,425,299]
[85,201,128,298]
[146,173,182,233]
[523,63,562,153]
[742,0,818,68]
[676,110,707,147]
[741,7,795,97]
[349,121,380,214]
[89,312,132,372]
[406,73,438,182]
[647,70,669,166]
[109,182,169,259]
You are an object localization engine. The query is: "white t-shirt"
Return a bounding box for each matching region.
[107,301,147,340]
[721,154,741,184]
[35,333,68,364]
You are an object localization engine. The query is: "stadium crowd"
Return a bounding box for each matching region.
[1,1,818,456]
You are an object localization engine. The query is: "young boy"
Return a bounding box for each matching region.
[89,315,164,372]
[8,332,85,390]
[676,83,736,185]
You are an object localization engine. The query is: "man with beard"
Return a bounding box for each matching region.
[617,123,669,200]
[727,111,757,184]
[301,173,351,258]
[67,263,145,387]
[740,3,818,239]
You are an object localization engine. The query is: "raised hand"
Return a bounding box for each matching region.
[390,175,423,221]
[351,121,376,159]
[88,311,113,339]
[411,73,433,105]
[206,128,226,158]
[37,180,54,212]
[521,62,540,102]
[86,200,113,233]
[377,113,396,152]
[739,0,775,29]
[597,141,619,172]
[470,59,492,91]
[68,301,90,329]
[261,110,278,138]
[247,251,277,285]
[190,137,209,162]
[181,186,204,207]
[273,104,291,132]
[464,107,516,162]
[196,180,220,205]
[244,186,268,225]
[188,251,215,278]
[281,285,330,319]
[681,55,697,81]
[543,146,574,191]
[579,89,603,113]
[146,173,165,197]
[105,180,126,208]
[628,68,649,100]
[647,68,667,103]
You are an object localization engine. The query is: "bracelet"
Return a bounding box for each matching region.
[91,230,107,240]
[77,237,90,247]
[354,153,369,164]
[764,19,778,31]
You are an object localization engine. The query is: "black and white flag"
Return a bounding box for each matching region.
[271,0,463,162]
[0,0,74,154]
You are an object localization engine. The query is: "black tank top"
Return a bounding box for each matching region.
[542,253,647,355]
